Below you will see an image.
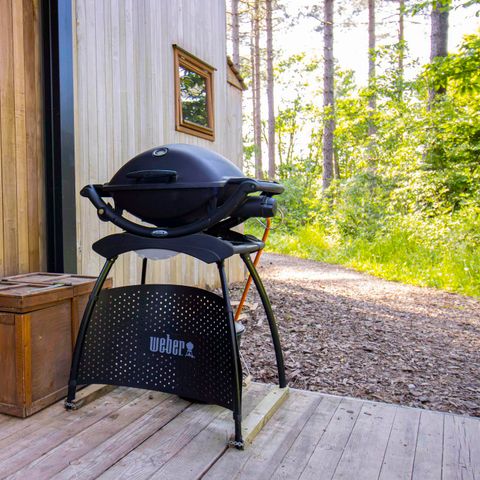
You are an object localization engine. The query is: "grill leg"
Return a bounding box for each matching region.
[65,257,117,409]
[217,261,244,449]
[141,258,148,285]
[233,413,244,450]
[241,253,287,389]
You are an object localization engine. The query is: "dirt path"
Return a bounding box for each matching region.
[232,253,480,417]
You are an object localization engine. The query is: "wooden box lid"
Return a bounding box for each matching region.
[0,283,73,312]
[2,273,112,296]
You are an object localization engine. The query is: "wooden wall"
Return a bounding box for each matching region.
[73,0,245,287]
[0,0,46,277]
[227,78,244,175]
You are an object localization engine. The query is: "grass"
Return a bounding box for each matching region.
[247,220,480,298]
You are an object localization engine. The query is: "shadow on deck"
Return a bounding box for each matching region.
[0,382,478,479]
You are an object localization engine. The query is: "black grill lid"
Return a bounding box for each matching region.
[104,144,246,191]
[80,143,284,238]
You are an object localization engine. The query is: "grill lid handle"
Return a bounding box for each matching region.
[253,181,284,195]
[80,182,258,239]
[125,169,178,183]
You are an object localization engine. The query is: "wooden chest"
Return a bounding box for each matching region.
[0,273,112,417]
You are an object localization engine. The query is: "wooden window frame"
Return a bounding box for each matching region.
[173,45,215,141]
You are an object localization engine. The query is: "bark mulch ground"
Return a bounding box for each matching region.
[231,253,480,417]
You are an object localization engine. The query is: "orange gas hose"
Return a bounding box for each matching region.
[234,217,271,321]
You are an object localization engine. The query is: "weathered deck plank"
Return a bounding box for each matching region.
[97,403,223,480]
[0,383,478,480]
[271,394,342,479]
[442,414,480,480]
[0,388,144,477]
[297,396,364,480]
[411,410,445,480]
[0,387,117,443]
[9,392,181,480]
[378,406,421,480]
[204,391,320,480]
[98,383,267,480]
[331,401,397,480]
[147,384,274,480]
[51,395,190,480]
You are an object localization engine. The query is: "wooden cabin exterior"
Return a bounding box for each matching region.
[0,0,46,278]
[0,0,245,287]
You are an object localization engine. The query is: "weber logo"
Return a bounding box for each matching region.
[149,334,195,358]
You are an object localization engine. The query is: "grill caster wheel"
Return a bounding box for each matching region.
[228,440,245,450]
[64,400,77,410]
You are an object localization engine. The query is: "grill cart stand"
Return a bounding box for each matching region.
[65,232,287,449]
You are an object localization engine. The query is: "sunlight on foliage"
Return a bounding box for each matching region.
[248,31,480,298]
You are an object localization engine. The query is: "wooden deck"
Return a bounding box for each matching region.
[0,383,478,479]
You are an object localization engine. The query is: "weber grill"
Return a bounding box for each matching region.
[81,143,281,237]
[66,144,287,449]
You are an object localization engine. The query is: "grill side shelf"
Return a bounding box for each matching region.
[92,233,236,263]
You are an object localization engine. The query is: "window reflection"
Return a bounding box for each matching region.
[179,66,209,127]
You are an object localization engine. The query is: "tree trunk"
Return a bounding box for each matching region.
[334,148,340,179]
[429,0,449,103]
[430,1,449,61]
[252,0,263,179]
[231,0,240,70]
[322,0,334,191]
[266,0,275,180]
[398,0,405,76]
[367,0,376,137]
[250,15,257,175]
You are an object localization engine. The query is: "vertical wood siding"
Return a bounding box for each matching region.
[0,0,46,277]
[73,0,245,287]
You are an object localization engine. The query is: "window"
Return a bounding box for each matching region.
[173,45,215,141]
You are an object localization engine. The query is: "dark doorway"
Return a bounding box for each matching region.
[42,0,77,273]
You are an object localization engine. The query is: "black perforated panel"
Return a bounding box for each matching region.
[77,285,237,410]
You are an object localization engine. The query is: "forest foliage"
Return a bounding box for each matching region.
[238,3,480,297]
